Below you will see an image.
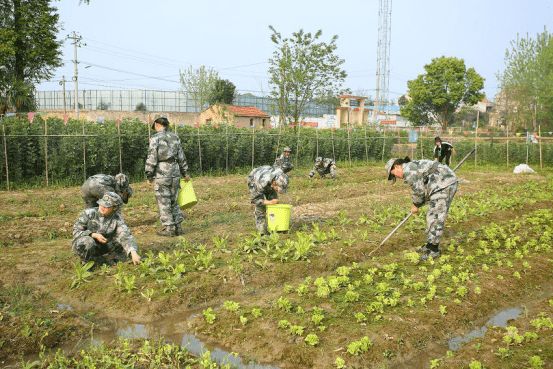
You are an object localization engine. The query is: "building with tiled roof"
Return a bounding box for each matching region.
[198,104,271,129]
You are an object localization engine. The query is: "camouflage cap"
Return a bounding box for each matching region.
[385,158,398,182]
[283,147,292,153]
[315,156,322,163]
[274,173,289,193]
[98,191,123,208]
[114,173,130,193]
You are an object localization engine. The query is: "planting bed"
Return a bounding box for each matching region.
[0,164,552,368]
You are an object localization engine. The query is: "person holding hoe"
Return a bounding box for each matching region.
[385,156,458,260]
[145,116,190,237]
[273,147,294,173]
[72,192,141,267]
[247,165,289,235]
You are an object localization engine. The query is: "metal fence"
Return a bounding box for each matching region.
[34,90,335,117]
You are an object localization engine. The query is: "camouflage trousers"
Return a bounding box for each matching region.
[425,182,458,245]
[154,177,184,227]
[309,164,337,179]
[72,236,128,264]
[253,191,278,234]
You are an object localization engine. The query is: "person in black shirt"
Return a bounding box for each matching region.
[433,137,455,166]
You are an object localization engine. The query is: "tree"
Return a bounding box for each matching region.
[208,79,236,105]
[0,0,63,114]
[0,73,35,115]
[401,56,485,130]
[179,65,219,111]
[268,26,347,126]
[497,28,553,131]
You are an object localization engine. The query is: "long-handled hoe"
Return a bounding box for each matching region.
[370,148,476,256]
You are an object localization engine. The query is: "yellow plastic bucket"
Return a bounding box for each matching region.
[266,204,292,232]
[178,179,198,209]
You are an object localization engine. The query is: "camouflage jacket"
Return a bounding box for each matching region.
[402,159,458,208]
[72,208,138,255]
[273,154,294,173]
[145,129,189,179]
[81,174,133,203]
[312,158,335,175]
[247,165,285,206]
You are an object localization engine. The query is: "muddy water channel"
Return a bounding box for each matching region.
[391,306,523,368]
[55,304,521,369]
[63,305,280,369]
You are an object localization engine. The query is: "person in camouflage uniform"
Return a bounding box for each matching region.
[273,147,294,173]
[308,157,336,180]
[81,173,133,212]
[247,165,289,235]
[73,192,141,266]
[385,156,458,260]
[145,117,190,237]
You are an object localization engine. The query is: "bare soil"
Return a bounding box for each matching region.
[1,165,552,368]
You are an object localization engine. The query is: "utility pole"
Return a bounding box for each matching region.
[59,76,66,113]
[68,32,83,119]
[374,0,393,124]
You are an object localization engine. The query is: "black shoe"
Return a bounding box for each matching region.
[420,250,441,261]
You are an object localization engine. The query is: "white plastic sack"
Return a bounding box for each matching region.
[513,164,535,174]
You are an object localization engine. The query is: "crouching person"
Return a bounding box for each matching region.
[247,165,289,235]
[72,192,141,267]
[385,157,458,260]
[308,157,336,180]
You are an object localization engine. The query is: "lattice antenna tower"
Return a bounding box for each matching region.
[374,0,392,123]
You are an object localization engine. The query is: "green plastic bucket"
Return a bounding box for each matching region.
[178,179,198,209]
[266,204,292,232]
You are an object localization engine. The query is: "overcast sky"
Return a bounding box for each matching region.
[36,0,553,102]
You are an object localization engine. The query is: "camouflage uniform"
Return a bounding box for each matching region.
[81,173,133,211]
[402,159,458,246]
[273,148,294,173]
[247,165,289,234]
[145,127,189,233]
[72,193,138,265]
[309,157,336,179]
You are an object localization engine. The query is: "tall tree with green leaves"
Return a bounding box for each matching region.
[401,56,485,130]
[179,65,219,111]
[208,79,236,105]
[0,0,63,114]
[497,28,553,131]
[268,26,347,127]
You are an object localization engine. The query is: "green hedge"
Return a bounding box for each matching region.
[0,117,394,189]
[416,138,552,167]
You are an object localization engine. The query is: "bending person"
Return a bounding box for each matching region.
[308,157,336,180]
[81,173,133,212]
[247,165,289,235]
[385,156,458,260]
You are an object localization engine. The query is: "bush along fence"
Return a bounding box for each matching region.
[2,116,551,190]
[0,117,395,190]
